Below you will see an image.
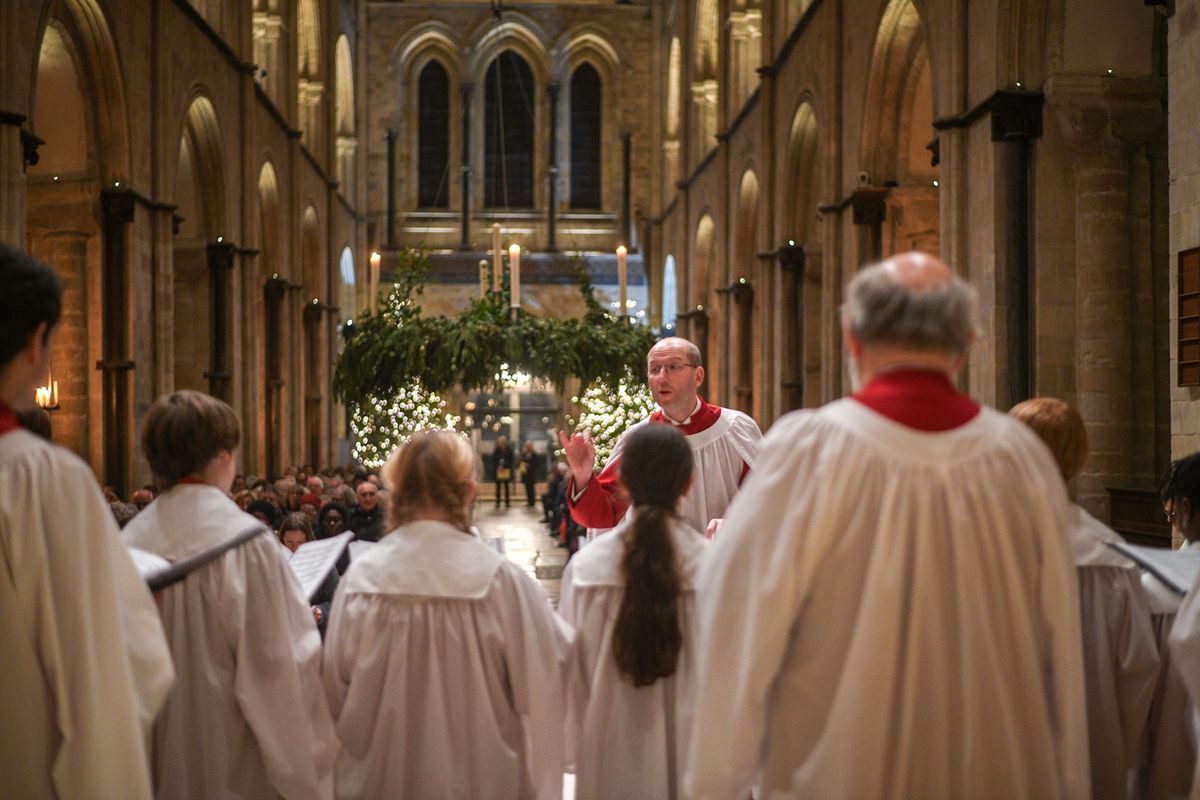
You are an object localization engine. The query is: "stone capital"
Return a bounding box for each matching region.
[1043,74,1165,149]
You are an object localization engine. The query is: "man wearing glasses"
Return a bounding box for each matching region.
[559,336,762,537]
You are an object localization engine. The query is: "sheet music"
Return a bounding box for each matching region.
[288,531,355,601]
[1109,542,1200,595]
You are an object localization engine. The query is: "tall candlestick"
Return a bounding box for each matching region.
[369,251,381,314]
[616,245,628,322]
[508,243,521,309]
[479,259,489,298]
[492,223,502,289]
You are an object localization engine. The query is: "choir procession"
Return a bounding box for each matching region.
[5,243,1200,799]
[8,0,1200,797]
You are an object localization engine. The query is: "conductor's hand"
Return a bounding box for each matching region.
[558,429,597,492]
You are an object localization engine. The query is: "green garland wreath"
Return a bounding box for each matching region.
[333,248,657,405]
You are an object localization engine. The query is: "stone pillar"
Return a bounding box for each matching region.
[99,188,136,498]
[206,241,235,401]
[546,82,559,252]
[0,113,28,247]
[459,84,472,250]
[777,243,806,410]
[1047,75,1164,519]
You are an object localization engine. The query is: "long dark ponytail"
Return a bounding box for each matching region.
[612,423,694,687]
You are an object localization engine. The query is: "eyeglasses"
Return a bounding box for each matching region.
[647,361,698,378]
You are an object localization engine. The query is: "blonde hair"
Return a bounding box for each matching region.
[1008,397,1089,481]
[382,430,475,532]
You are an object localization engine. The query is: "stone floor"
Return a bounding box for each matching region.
[474,499,568,607]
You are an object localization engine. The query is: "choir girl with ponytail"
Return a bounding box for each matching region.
[558,423,708,800]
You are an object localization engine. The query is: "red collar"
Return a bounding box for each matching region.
[0,401,18,436]
[852,368,980,432]
[175,476,210,486]
[649,397,721,435]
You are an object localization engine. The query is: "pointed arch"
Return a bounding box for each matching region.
[484,50,536,208]
[569,62,602,209]
[785,101,819,243]
[179,94,227,238]
[417,59,451,208]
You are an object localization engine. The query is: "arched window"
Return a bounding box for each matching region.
[484,50,535,208]
[418,60,450,208]
[569,62,602,209]
[662,255,678,332]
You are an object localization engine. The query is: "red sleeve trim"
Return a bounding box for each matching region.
[566,454,631,529]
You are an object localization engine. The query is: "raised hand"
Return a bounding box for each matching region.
[558,428,597,491]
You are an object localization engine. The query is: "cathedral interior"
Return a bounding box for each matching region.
[1,0,1194,540]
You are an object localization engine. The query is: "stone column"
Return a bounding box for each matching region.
[99,188,136,498]
[206,241,235,401]
[0,113,29,246]
[1047,75,1164,519]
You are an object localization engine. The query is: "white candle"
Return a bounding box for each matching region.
[492,223,502,290]
[479,259,489,298]
[508,243,521,308]
[369,251,381,314]
[616,245,628,320]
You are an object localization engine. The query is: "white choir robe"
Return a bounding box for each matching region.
[558,516,708,800]
[1168,570,1200,799]
[322,520,571,799]
[572,404,761,538]
[0,429,174,799]
[1135,558,1197,800]
[1068,505,1160,800]
[123,483,335,800]
[684,400,1090,800]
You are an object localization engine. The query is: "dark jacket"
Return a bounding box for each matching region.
[492,444,515,482]
[347,505,384,542]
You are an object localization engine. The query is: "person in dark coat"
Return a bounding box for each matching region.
[492,436,514,508]
[520,441,539,507]
[347,480,385,541]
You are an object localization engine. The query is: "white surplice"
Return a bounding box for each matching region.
[122,483,335,800]
[322,519,571,799]
[558,516,708,800]
[0,429,174,799]
[1068,505,1160,800]
[685,400,1090,800]
[1168,570,1200,799]
[1135,552,1197,800]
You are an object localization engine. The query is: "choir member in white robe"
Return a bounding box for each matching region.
[0,244,174,800]
[560,336,761,537]
[685,253,1090,800]
[558,424,708,800]
[1168,569,1200,798]
[1011,398,1160,800]
[1137,457,1200,799]
[122,391,335,800]
[322,430,570,799]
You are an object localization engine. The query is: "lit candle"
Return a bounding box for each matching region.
[508,243,521,309]
[479,259,489,298]
[492,223,502,289]
[616,245,628,321]
[369,251,381,314]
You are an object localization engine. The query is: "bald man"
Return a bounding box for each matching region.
[685,253,1090,799]
[559,336,762,537]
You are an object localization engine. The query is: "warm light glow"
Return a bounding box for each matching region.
[35,379,59,409]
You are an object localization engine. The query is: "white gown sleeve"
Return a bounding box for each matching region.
[495,562,574,800]
[1167,569,1200,795]
[684,415,815,800]
[225,536,335,800]
[15,458,172,800]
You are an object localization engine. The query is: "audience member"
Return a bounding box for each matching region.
[278,512,337,636]
[347,479,384,542]
[521,440,539,507]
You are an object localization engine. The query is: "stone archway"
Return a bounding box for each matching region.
[861,0,939,260]
[25,0,130,483]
